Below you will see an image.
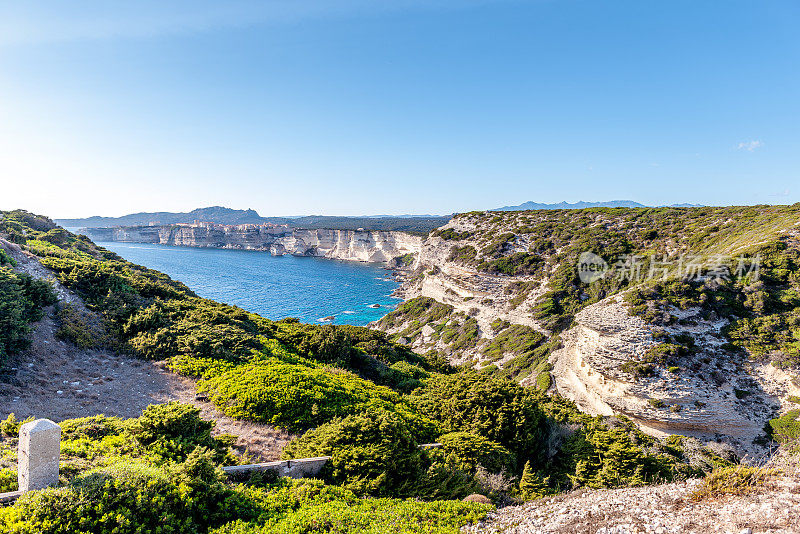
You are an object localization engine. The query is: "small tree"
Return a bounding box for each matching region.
[519,460,550,500]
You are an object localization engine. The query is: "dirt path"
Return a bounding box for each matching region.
[0,309,292,462]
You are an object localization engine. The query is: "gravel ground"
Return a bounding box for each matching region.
[464,477,800,534]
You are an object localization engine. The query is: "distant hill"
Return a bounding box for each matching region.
[57,206,268,228]
[56,207,451,234]
[494,200,704,211]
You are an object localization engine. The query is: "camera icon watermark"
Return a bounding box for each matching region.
[577,252,610,283]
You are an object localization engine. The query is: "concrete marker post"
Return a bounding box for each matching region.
[18,419,61,492]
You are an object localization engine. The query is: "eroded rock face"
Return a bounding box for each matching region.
[83,226,423,265]
[546,295,800,456]
[374,213,800,456]
[392,217,548,339]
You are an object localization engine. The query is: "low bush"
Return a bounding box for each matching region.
[432,432,512,475]
[691,466,777,500]
[0,268,56,366]
[129,402,235,464]
[766,410,800,444]
[55,303,112,349]
[0,469,16,493]
[197,357,433,435]
[410,371,548,466]
[281,410,424,496]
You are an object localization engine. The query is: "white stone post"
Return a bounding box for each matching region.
[18,419,61,492]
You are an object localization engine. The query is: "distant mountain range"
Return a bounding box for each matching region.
[56,207,451,235]
[57,206,267,228]
[494,200,704,211]
[56,202,708,233]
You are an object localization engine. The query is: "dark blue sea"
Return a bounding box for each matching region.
[95,242,401,326]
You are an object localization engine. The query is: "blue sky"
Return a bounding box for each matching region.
[1,0,798,217]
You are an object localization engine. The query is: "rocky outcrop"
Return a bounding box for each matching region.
[391,217,548,339]
[542,295,800,455]
[83,226,423,265]
[375,212,800,456]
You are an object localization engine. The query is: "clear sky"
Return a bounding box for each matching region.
[1,0,798,218]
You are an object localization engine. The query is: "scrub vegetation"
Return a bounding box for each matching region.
[0,209,738,533]
[379,204,800,381]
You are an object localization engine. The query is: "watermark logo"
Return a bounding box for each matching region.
[577,252,609,283]
[577,252,761,284]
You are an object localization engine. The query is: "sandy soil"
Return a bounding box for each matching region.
[0,308,292,462]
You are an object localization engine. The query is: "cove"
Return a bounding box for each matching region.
[96,241,401,326]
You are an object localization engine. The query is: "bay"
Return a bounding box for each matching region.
[95,241,401,326]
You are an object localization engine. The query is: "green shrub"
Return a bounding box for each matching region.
[55,303,111,349]
[0,469,16,493]
[691,466,777,500]
[410,371,547,465]
[198,357,432,435]
[0,248,16,266]
[0,268,56,366]
[129,402,233,464]
[432,432,512,474]
[766,410,800,443]
[281,410,424,496]
[213,496,491,534]
[536,370,552,391]
[621,360,655,378]
[518,460,550,499]
[0,413,31,437]
[0,462,196,534]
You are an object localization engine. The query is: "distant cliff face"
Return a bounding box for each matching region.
[84,225,423,265]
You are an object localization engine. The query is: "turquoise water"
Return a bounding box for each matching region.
[95,242,401,326]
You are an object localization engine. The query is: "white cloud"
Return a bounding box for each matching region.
[737,140,764,152]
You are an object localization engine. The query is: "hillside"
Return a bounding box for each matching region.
[375,205,800,456]
[1,208,750,533]
[57,207,450,234]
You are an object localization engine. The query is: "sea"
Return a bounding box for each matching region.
[94,241,402,326]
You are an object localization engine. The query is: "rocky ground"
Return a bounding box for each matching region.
[464,476,800,534]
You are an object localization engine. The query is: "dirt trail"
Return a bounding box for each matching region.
[0,309,291,462]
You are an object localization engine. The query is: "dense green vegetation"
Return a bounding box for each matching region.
[0,209,754,532]
[0,404,490,533]
[625,239,800,367]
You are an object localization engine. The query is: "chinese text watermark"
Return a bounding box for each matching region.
[577,252,760,284]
